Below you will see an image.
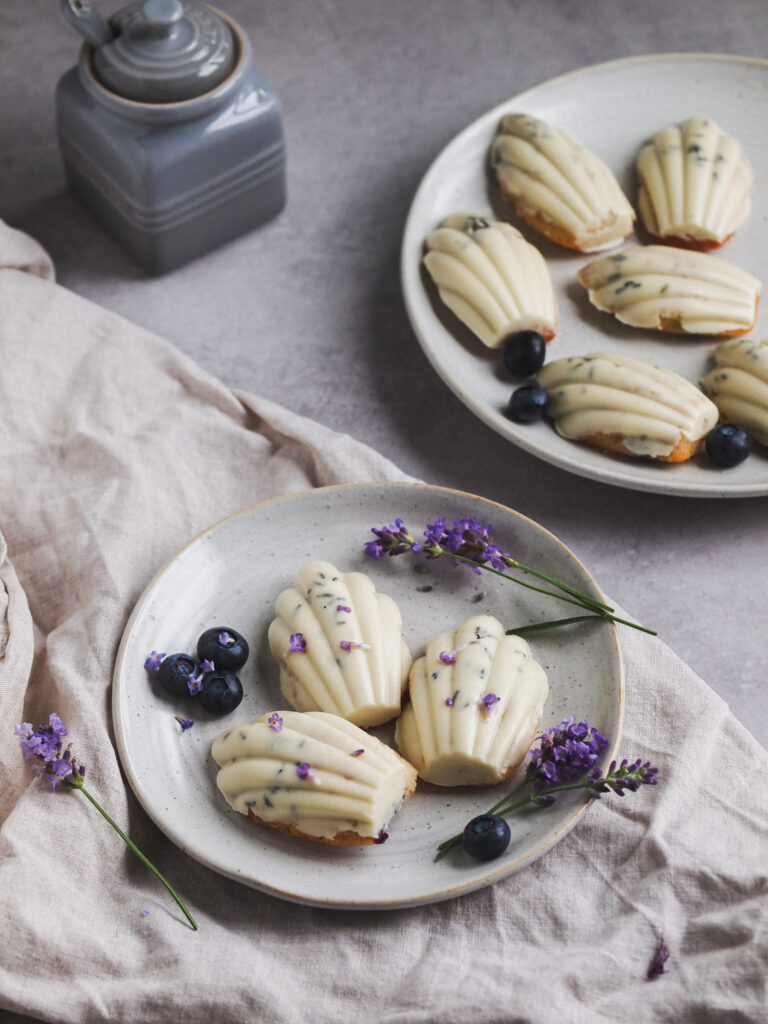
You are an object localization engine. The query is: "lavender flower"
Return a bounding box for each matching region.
[336,605,351,613]
[287,633,307,654]
[363,517,655,636]
[480,693,500,714]
[187,673,204,695]
[218,631,235,647]
[647,939,670,980]
[525,718,607,790]
[296,762,319,783]
[144,651,166,672]
[14,714,197,929]
[588,758,660,798]
[439,648,462,665]
[175,716,194,732]
[268,713,283,732]
[352,748,365,757]
[199,659,215,674]
[340,640,370,652]
[365,519,421,559]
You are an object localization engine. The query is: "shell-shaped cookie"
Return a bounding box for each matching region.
[537,351,718,462]
[422,212,557,347]
[701,338,768,446]
[394,615,548,787]
[577,245,761,336]
[489,112,635,252]
[267,561,411,728]
[637,116,752,250]
[212,711,418,845]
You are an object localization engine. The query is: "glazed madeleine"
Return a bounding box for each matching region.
[489,112,635,253]
[395,615,548,787]
[212,711,418,845]
[637,116,752,250]
[701,337,768,446]
[423,212,557,346]
[577,245,760,336]
[267,561,411,728]
[537,351,719,462]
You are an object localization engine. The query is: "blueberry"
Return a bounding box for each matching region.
[156,653,199,697]
[503,330,546,378]
[506,384,549,424]
[462,814,511,861]
[197,627,249,672]
[705,423,752,467]
[198,672,244,716]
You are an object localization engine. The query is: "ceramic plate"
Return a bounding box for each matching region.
[113,482,623,910]
[401,54,768,498]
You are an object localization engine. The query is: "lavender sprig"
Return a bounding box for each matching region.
[366,517,656,636]
[15,714,198,930]
[435,718,659,860]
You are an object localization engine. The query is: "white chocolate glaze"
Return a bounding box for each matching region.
[394,615,548,787]
[489,112,635,252]
[637,116,752,248]
[538,351,718,459]
[212,711,418,843]
[701,338,768,446]
[422,212,557,347]
[267,561,411,728]
[577,245,761,335]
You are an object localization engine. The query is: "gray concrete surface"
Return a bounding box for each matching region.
[2,0,767,750]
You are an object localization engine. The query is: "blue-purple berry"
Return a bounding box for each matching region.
[506,385,548,424]
[705,423,752,467]
[503,330,547,378]
[462,814,511,861]
[197,627,249,672]
[198,672,243,715]
[156,653,199,697]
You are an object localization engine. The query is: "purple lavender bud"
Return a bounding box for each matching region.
[647,939,670,980]
[218,631,236,648]
[296,762,318,783]
[288,633,307,654]
[336,605,351,613]
[175,716,195,732]
[365,519,421,559]
[480,693,500,714]
[199,659,215,674]
[267,713,283,732]
[143,651,166,672]
[439,651,457,666]
[352,749,365,756]
[187,673,204,695]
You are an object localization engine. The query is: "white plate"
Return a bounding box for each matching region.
[401,54,768,498]
[113,483,623,910]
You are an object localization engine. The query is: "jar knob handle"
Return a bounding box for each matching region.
[60,0,115,47]
[141,0,184,35]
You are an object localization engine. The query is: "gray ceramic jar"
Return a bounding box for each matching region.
[56,0,286,274]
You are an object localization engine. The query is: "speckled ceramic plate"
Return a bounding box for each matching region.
[401,54,768,497]
[113,482,623,910]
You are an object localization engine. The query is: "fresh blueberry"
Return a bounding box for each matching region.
[506,384,549,423]
[462,814,511,861]
[503,330,547,378]
[705,423,752,467]
[156,653,199,697]
[198,672,244,716]
[197,627,249,672]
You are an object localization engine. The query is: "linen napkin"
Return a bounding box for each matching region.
[0,221,766,1024]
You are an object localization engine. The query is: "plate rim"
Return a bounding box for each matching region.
[112,480,625,909]
[400,51,768,499]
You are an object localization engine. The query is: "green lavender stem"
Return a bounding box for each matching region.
[506,615,657,637]
[435,779,595,861]
[74,779,198,930]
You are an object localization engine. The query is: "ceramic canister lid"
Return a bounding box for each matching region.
[92,0,236,103]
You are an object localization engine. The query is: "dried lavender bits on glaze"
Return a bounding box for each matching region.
[489,112,635,253]
[637,116,752,250]
[267,561,411,728]
[394,615,548,787]
[422,213,557,347]
[212,711,417,845]
[577,245,761,336]
[701,338,768,446]
[537,352,719,462]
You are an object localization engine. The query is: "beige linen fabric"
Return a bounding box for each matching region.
[0,222,766,1023]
